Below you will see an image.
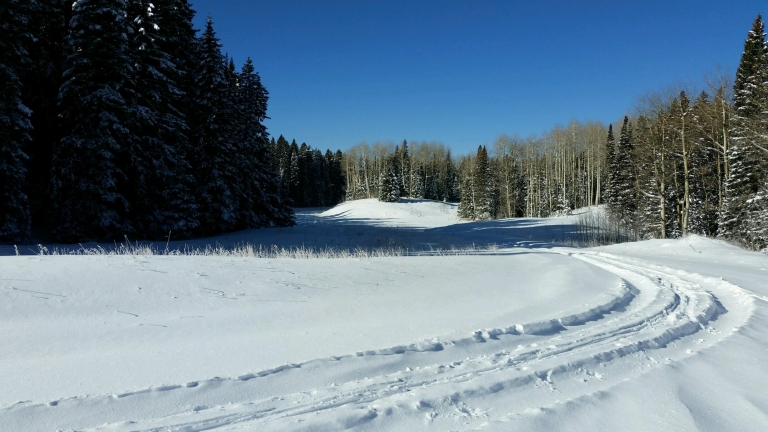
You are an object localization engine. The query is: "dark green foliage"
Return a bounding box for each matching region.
[273,138,345,208]
[52,0,135,242]
[19,0,70,234]
[123,0,198,238]
[378,157,400,203]
[610,117,636,224]
[188,17,242,234]
[235,58,294,227]
[473,146,496,220]
[604,124,617,208]
[457,146,496,221]
[0,0,33,242]
[0,0,299,244]
[723,14,768,248]
[443,151,460,203]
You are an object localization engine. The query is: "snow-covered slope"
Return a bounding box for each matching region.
[318,198,460,228]
[1,200,767,431]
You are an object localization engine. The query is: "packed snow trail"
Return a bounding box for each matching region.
[1,251,754,431]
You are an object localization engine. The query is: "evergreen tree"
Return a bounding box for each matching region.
[604,124,617,208]
[324,150,335,204]
[723,14,768,248]
[378,157,400,202]
[298,143,311,206]
[443,151,460,202]
[20,0,70,232]
[289,147,301,206]
[400,140,411,197]
[189,16,240,234]
[0,0,33,242]
[124,0,198,238]
[473,145,494,220]
[275,135,291,201]
[424,165,438,200]
[689,91,720,235]
[411,166,425,198]
[236,58,293,227]
[331,149,345,204]
[613,117,637,224]
[52,0,135,241]
[458,170,474,219]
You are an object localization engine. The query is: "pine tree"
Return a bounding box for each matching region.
[189,16,240,234]
[298,143,311,206]
[604,124,617,208]
[400,140,411,197]
[0,0,33,243]
[443,150,460,202]
[458,170,474,219]
[331,149,345,204]
[424,165,438,200]
[52,0,135,241]
[689,91,720,236]
[20,0,70,233]
[723,14,768,247]
[378,157,400,203]
[473,145,495,220]
[275,135,291,201]
[233,58,292,227]
[123,0,198,238]
[613,117,636,225]
[411,166,425,199]
[289,148,301,206]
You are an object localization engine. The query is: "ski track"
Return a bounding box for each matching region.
[1,251,755,432]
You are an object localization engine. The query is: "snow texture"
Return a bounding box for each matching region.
[1,199,767,431]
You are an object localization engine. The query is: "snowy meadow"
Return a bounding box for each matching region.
[1,199,768,431]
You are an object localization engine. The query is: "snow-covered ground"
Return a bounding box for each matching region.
[1,199,767,431]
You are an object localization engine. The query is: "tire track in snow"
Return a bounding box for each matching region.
[0,252,754,432]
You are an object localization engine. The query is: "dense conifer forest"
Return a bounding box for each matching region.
[0,0,348,243]
[1,2,766,251]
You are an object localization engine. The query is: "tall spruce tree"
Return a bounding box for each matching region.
[289,146,301,206]
[443,150,460,202]
[722,15,768,247]
[52,0,135,241]
[0,0,33,242]
[331,150,345,204]
[237,58,294,227]
[613,117,637,224]
[604,124,617,208]
[20,0,70,233]
[124,0,198,238]
[458,168,474,219]
[473,145,494,220]
[378,157,400,203]
[189,16,240,234]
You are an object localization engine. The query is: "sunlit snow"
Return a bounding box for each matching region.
[1,199,767,431]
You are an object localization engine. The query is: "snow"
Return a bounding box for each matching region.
[1,200,768,431]
[318,198,460,227]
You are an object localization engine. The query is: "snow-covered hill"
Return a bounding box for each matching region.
[318,198,460,228]
[1,200,767,431]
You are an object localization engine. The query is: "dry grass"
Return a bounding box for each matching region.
[34,241,502,259]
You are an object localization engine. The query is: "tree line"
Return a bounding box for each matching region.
[0,0,295,244]
[271,135,345,208]
[352,15,767,250]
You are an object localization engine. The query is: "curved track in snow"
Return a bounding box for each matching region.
[1,251,756,431]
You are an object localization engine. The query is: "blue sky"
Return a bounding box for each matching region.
[190,0,763,154]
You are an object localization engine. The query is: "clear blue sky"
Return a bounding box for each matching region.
[190,0,763,154]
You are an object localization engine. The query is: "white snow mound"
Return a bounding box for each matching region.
[318,198,459,228]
